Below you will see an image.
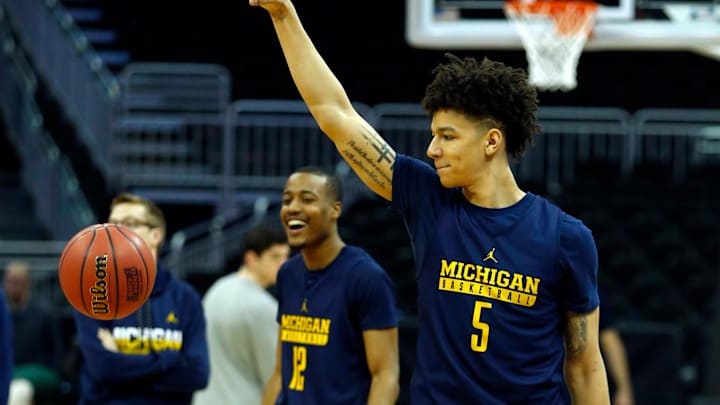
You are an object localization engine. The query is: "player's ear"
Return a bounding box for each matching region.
[149,227,164,249]
[484,128,504,156]
[244,250,259,267]
[331,201,342,220]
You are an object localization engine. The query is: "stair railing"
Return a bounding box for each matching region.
[0,8,96,239]
[1,0,120,179]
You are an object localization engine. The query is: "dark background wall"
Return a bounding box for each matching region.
[105,0,720,111]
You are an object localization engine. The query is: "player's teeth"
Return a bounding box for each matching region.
[288,220,306,226]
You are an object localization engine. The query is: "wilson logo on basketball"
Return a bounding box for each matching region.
[90,255,109,314]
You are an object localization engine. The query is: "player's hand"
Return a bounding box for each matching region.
[249,0,293,17]
[97,328,118,352]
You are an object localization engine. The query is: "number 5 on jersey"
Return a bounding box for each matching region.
[471,301,492,352]
[289,345,307,391]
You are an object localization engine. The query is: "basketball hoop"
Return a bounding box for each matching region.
[504,0,599,91]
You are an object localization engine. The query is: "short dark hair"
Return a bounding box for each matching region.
[421,53,541,161]
[242,224,287,256]
[292,166,343,203]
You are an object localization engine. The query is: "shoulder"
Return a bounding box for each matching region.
[242,289,277,314]
[170,276,203,303]
[530,195,591,234]
[529,193,564,217]
[558,211,594,243]
[556,211,598,268]
[343,246,384,271]
[343,246,392,283]
[202,275,240,305]
[204,274,235,295]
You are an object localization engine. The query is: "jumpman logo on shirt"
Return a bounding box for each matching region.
[165,311,179,324]
[483,248,498,263]
[300,298,308,313]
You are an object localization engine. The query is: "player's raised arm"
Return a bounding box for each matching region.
[250,0,395,201]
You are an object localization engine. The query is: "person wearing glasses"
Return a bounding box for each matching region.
[73,193,209,405]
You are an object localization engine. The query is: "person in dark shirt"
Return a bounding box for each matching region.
[262,167,399,404]
[73,193,209,405]
[250,1,610,402]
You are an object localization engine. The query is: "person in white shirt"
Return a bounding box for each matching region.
[193,224,290,405]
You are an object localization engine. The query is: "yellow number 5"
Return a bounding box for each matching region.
[471,301,493,352]
[289,345,307,391]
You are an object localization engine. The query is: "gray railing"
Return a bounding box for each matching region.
[633,109,720,183]
[0,240,66,272]
[225,101,375,176]
[0,10,96,240]
[156,102,717,276]
[374,103,633,190]
[113,63,232,191]
[162,197,274,277]
[1,0,120,179]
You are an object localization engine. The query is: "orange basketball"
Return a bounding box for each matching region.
[58,223,157,320]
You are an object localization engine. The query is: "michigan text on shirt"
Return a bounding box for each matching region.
[280,314,332,346]
[437,259,540,307]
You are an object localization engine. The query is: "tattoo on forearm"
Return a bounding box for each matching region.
[339,128,394,189]
[360,126,395,170]
[341,149,387,189]
[565,314,588,357]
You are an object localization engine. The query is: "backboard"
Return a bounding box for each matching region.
[407,0,720,56]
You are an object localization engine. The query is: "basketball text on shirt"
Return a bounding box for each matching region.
[437,258,540,307]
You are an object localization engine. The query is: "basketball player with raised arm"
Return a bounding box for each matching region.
[250,1,609,403]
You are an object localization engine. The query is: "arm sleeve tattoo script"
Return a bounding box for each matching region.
[339,126,395,190]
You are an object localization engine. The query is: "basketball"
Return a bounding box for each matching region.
[58,223,157,320]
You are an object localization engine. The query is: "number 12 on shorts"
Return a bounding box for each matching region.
[289,345,307,391]
[471,301,492,352]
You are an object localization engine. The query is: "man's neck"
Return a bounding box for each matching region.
[237,266,264,288]
[302,234,345,271]
[463,165,525,208]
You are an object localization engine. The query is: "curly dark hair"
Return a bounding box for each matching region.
[421,53,540,160]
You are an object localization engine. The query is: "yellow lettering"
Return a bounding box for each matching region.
[456,262,465,279]
[509,273,525,291]
[463,263,476,281]
[438,260,541,308]
[487,268,497,285]
[470,301,492,352]
[476,266,490,283]
[289,346,307,391]
[496,270,510,287]
[440,260,457,278]
[524,276,540,295]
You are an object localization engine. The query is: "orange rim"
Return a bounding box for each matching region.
[505,0,599,35]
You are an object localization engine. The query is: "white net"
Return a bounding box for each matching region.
[505,1,598,91]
